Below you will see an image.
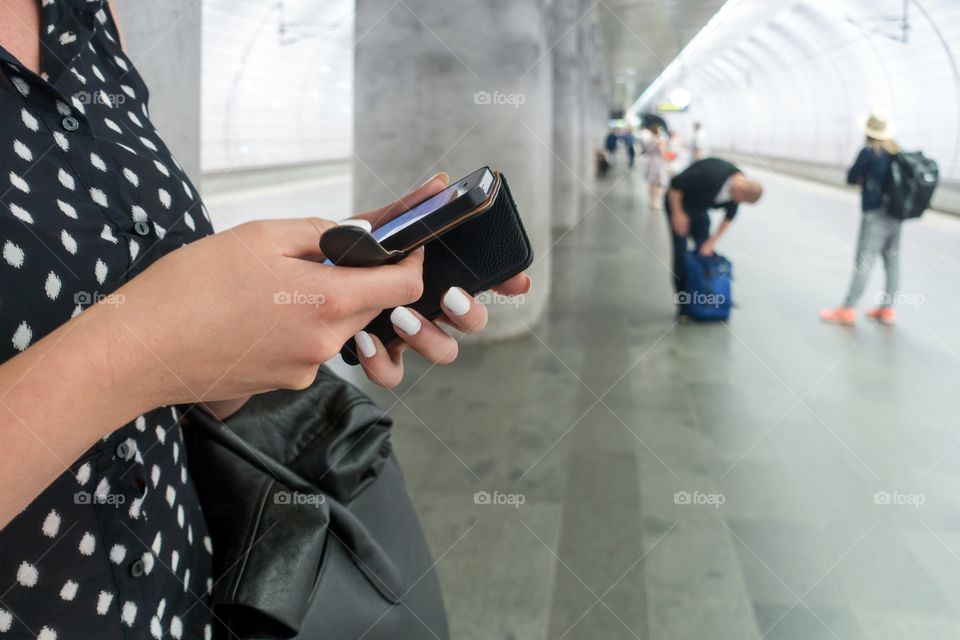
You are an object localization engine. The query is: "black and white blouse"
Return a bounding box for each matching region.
[0,1,214,638]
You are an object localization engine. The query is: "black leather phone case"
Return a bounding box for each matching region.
[321,171,533,365]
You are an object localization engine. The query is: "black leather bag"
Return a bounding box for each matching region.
[183,367,448,639]
[321,170,533,364]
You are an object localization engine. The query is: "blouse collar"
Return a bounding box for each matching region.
[0,0,105,89]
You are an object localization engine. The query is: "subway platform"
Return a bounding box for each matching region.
[341,162,960,640]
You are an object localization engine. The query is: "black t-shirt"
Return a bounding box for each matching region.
[669,158,741,220]
[0,2,214,638]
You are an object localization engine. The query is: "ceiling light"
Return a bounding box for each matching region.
[670,87,692,109]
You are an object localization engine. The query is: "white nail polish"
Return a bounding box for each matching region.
[390,307,422,336]
[442,287,471,316]
[355,331,376,358]
[339,218,372,232]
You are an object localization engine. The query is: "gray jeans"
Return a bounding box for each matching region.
[843,209,902,308]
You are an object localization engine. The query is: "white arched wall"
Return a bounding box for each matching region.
[201,0,354,172]
[647,0,960,211]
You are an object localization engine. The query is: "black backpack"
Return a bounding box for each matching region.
[886,151,939,219]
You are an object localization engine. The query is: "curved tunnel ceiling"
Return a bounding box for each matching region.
[634,0,960,181]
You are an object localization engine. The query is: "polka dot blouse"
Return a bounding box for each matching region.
[0,2,214,638]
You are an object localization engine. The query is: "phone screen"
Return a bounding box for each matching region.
[372,187,459,242]
[372,167,494,243]
[323,167,494,266]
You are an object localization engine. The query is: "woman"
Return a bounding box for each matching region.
[642,125,668,210]
[0,1,530,638]
[820,110,901,326]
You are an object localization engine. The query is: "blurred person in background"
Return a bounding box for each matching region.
[691,121,709,161]
[605,127,619,166]
[622,127,637,169]
[665,158,763,321]
[820,111,901,326]
[667,130,684,176]
[596,148,612,178]
[642,124,669,210]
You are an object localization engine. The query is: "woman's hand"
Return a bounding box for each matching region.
[346,172,532,388]
[97,216,426,407]
[198,171,532,403]
[354,274,531,388]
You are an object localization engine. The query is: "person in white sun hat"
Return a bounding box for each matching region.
[820,109,903,326]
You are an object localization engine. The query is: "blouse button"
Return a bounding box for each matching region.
[130,559,146,578]
[116,442,132,460]
[133,221,151,237]
[61,116,80,131]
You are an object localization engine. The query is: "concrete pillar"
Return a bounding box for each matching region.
[581,10,599,186]
[549,0,583,231]
[114,0,203,181]
[576,10,605,210]
[354,0,552,339]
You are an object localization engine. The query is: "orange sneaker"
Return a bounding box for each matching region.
[866,307,896,325]
[819,307,856,326]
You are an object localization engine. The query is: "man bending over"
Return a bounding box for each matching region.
[665,158,763,320]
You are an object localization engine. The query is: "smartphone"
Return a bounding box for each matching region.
[371,167,496,251]
[321,166,533,365]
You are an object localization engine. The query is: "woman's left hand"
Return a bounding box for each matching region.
[350,171,531,387]
[355,274,531,388]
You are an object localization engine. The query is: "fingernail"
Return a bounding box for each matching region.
[419,172,448,189]
[390,307,422,336]
[355,331,376,358]
[339,218,372,232]
[442,287,471,316]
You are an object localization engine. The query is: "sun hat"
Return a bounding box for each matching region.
[857,109,897,140]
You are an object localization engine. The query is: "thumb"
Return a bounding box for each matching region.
[262,217,339,259]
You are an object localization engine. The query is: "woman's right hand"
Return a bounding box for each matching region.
[95,217,426,408]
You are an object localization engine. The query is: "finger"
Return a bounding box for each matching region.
[355,331,406,388]
[353,172,449,228]
[492,273,531,296]
[439,287,488,334]
[389,306,459,365]
[319,248,426,315]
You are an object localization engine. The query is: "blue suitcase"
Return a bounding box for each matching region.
[682,251,733,321]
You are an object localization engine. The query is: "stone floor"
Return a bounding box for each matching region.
[347,160,960,640]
